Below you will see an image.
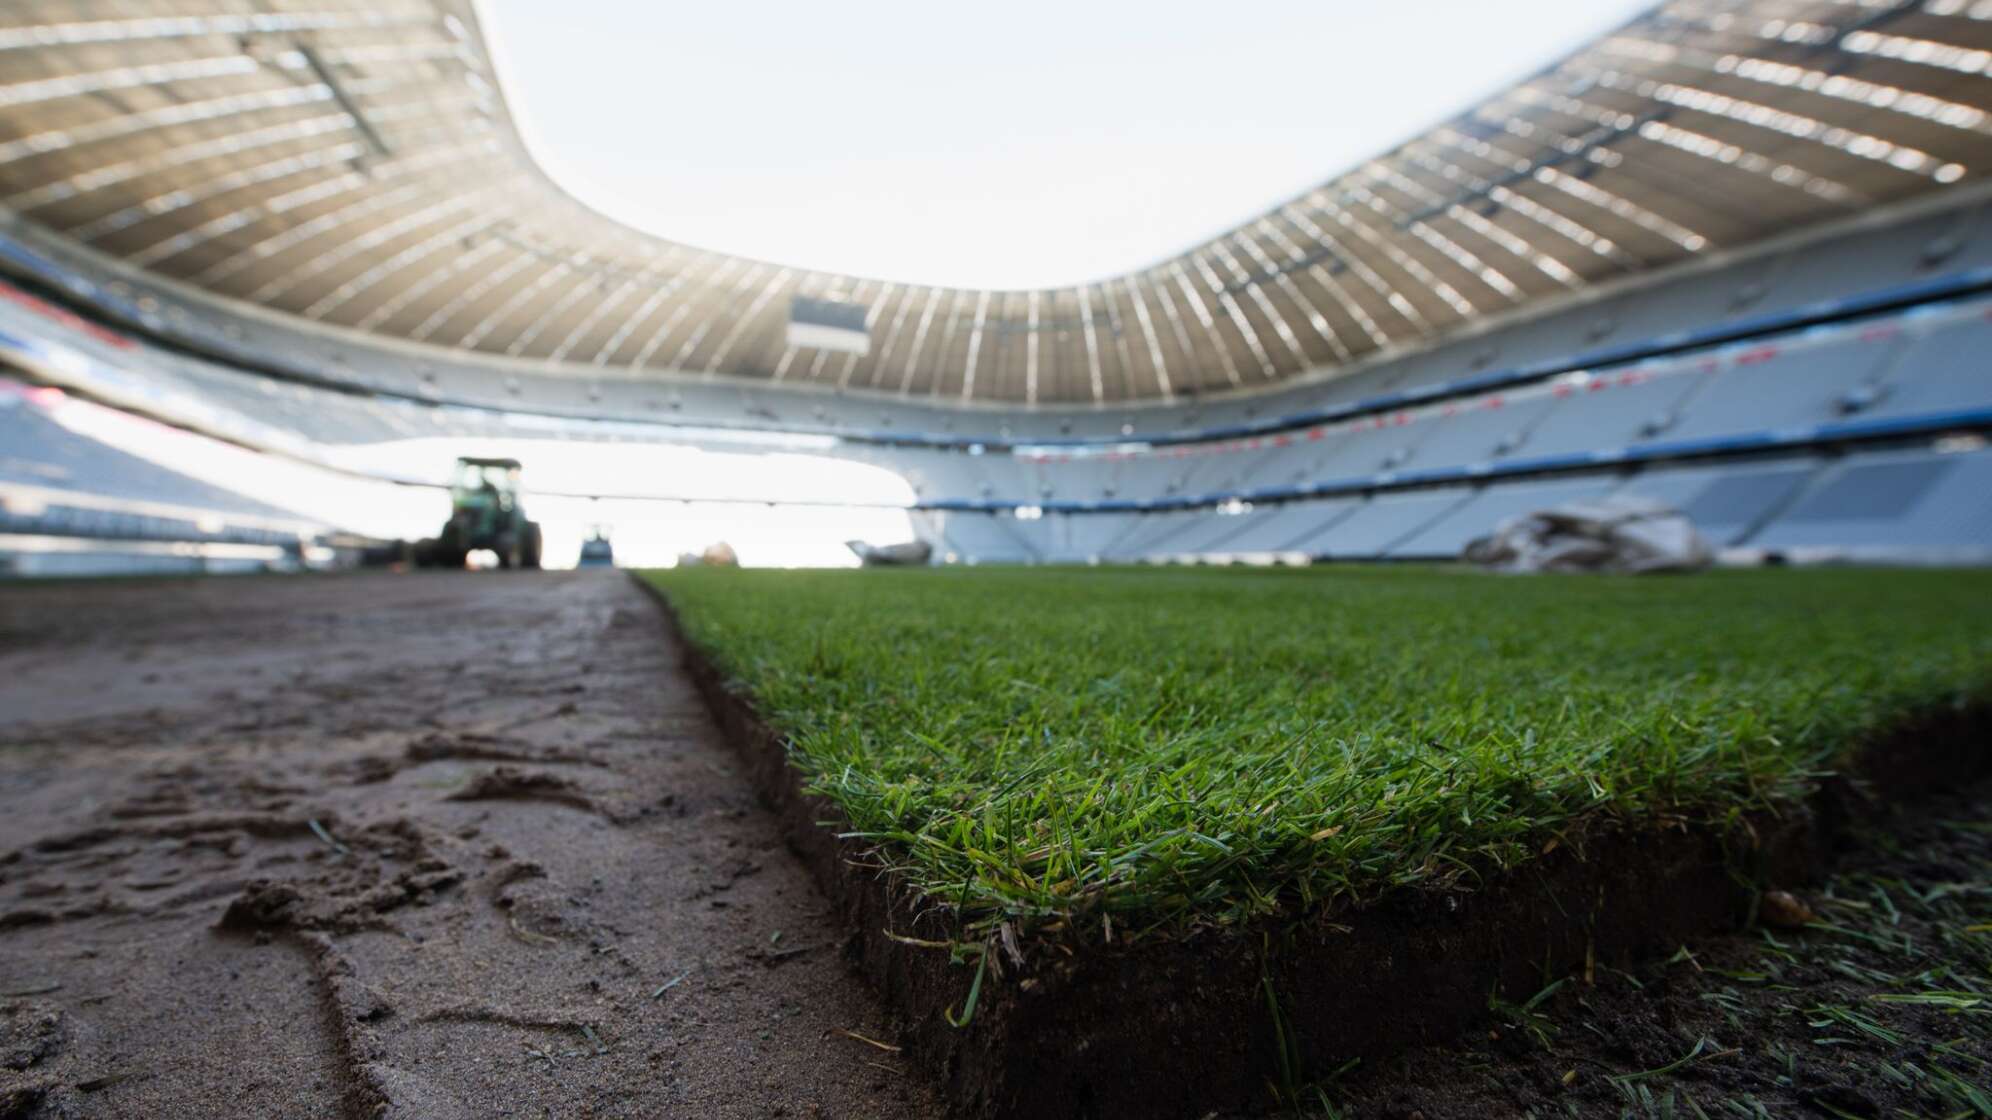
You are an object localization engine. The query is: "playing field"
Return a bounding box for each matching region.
[645,565,1992,938]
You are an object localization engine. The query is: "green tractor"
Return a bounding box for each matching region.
[414,457,543,570]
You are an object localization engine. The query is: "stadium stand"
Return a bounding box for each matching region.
[1388,476,1622,560]
[0,378,320,575]
[1749,444,1992,562]
[0,1,1989,567]
[916,510,1040,565]
[1608,457,1822,549]
[7,197,1992,566]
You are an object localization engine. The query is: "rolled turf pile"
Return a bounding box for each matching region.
[645,565,1992,942]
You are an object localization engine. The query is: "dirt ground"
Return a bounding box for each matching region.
[0,571,943,1119]
[2,570,1984,1120]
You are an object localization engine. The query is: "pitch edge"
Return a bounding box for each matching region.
[629,571,1990,1119]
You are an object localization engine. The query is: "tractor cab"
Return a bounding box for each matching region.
[415,456,543,569]
[451,457,523,524]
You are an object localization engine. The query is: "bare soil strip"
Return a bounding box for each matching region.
[644,577,1992,1120]
[0,571,941,1119]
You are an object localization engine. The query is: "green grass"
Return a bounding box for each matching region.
[1396,801,1992,1119]
[644,565,1992,939]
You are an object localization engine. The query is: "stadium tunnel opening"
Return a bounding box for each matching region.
[27,388,921,570]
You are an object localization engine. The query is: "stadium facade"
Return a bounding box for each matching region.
[2,0,1992,567]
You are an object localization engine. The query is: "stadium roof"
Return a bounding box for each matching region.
[3,2,1991,406]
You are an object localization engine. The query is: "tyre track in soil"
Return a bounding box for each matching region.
[0,570,942,1119]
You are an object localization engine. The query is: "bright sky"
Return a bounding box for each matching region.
[476,0,1654,289]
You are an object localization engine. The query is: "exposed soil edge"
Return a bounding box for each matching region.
[629,574,1991,1120]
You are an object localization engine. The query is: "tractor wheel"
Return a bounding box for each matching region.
[521,522,544,570]
[433,524,467,570]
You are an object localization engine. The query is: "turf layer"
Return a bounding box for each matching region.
[643,566,1992,939]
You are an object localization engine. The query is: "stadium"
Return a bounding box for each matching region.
[0,1,1988,1117]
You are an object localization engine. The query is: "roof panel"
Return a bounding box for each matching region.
[2,0,1990,403]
